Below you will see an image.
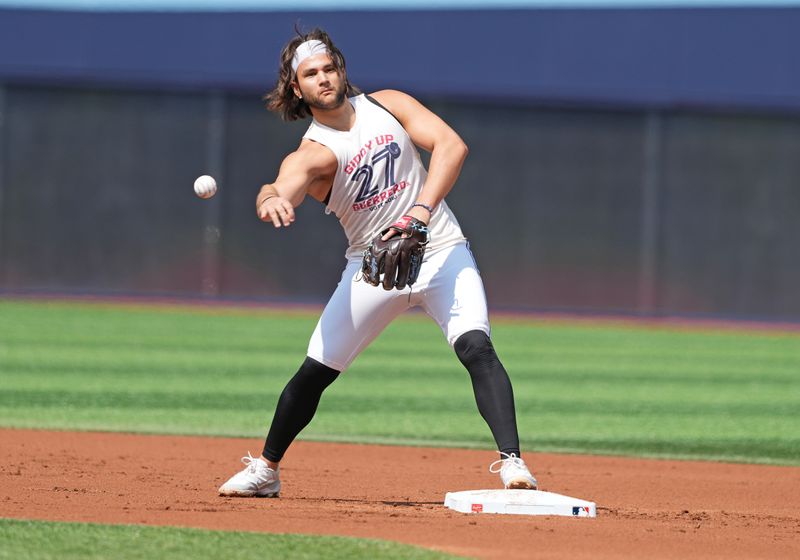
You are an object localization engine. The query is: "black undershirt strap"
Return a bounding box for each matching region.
[365,94,401,124]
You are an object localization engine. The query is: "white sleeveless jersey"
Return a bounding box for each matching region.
[303,94,466,259]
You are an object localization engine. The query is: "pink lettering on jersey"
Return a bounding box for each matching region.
[345,134,395,174]
[351,180,408,211]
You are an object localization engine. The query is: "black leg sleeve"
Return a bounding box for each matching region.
[262,357,340,463]
[454,330,521,458]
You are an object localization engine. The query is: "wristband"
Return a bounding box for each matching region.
[411,202,434,214]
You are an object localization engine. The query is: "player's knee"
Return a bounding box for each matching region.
[454,329,496,367]
[290,356,340,392]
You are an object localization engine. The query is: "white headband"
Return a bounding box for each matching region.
[291,40,330,72]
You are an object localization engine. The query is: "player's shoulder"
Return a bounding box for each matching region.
[285,139,337,172]
[369,89,417,108]
[297,138,336,158]
[368,90,431,124]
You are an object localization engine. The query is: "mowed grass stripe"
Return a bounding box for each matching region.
[0,519,460,560]
[1,299,798,464]
[1,389,798,418]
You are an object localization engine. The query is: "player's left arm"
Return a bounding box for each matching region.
[370,90,468,225]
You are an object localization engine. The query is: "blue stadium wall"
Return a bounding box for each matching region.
[2,6,800,110]
[1,6,799,321]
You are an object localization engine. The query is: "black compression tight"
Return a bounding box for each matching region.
[261,357,340,463]
[454,330,522,458]
[262,334,520,463]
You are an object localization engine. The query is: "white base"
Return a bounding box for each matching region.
[444,489,596,517]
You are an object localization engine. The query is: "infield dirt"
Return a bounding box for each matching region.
[2,429,799,559]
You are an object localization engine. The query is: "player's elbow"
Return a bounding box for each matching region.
[455,139,469,163]
[431,133,468,162]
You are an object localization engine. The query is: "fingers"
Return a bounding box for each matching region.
[381,228,413,241]
[382,250,399,290]
[394,253,410,290]
[258,198,295,227]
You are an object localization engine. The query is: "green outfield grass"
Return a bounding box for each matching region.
[0,518,459,560]
[1,299,799,465]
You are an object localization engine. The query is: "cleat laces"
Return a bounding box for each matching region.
[241,452,261,472]
[489,451,526,474]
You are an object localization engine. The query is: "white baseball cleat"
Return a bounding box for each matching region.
[218,452,281,497]
[489,452,538,490]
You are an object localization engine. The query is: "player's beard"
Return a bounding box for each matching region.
[304,82,347,111]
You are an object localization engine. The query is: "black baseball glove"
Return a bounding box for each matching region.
[362,215,430,290]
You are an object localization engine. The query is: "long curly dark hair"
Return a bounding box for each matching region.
[264,28,361,121]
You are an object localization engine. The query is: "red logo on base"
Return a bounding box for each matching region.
[471,503,483,513]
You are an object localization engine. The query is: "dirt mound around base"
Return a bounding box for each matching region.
[2,429,799,559]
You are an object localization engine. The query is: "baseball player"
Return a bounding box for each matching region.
[218,29,537,497]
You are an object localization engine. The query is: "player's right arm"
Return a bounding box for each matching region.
[256,140,337,228]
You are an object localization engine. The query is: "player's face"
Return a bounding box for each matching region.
[294,54,347,111]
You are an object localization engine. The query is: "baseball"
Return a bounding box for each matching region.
[194,175,217,199]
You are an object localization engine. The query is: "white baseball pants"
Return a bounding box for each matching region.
[307,241,491,371]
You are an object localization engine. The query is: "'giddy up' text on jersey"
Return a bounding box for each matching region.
[302,94,465,259]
